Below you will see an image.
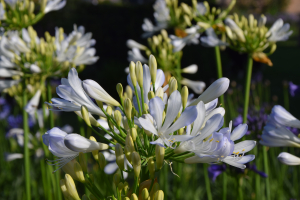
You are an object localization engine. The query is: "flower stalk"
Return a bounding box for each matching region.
[243,54,253,124]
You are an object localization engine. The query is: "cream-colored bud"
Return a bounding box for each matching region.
[79,152,87,173]
[124,146,132,163]
[115,143,125,170]
[155,145,165,170]
[89,136,99,161]
[197,22,211,29]
[131,193,138,200]
[74,162,85,183]
[96,100,103,109]
[161,29,168,41]
[269,43,277,55]
[130,128,137,142]
[81,105,91,127]
[113,173,121,186]
[125,85,133,100]
[144,103,149,113]
[141,188,150,200]
[124,98,132,119]
[181,86,188,109]
[126,134,135,153]
[122,116,130,131]
[149,55,157,85]
[65,174,80,200]
[248,14,254,29]
[136,61,143,88]
[114,110,122,127]
[98,152,106,170]
[116,83,123,98]
[60,179,70,200]
[155,87,164,100]
[169,78,178,95]
[82,194,89,200]
[148,91,155,100]
[106,106,112,116]
[178,128,184,135]
[124,198,130,200]
[154,190,164,200]
[181,3,191,15]
[148,158,155,179]
[75,111,100,127]
[184,15,192,26]
[150,183,160,199]
[129,62,137,87]
[131,152,141,178]
[124,182,129,194]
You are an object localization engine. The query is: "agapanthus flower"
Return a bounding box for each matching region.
[266,19,293,42]
[181,78,206,94]
[200,28,228,47]
[278,152,300,165]
[170,26,200,52]
[44,0,66,14]
[289,81,300,97]
[4,153,23,162]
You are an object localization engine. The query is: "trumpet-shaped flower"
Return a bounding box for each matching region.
[278,152,300,165]
[126,39,147,50]
[182,64,198,74]
[181,78,205,94]
[25,89,41,116]
[201,28,228,47]
[171,26,200,52]
[138,91,198,147]
[46,68,105,117]
[43,127,109,171]
[44,0,66,14]
[127,48,148,63]
[267,19,293,42]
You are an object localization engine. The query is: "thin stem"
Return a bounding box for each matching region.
[132,176,139,195]
[204,164,212,200]
[134,86,142,116]
[23,82,31,200]
[243,55,253,124]
[222,172,227,200]
[263,146,271,200]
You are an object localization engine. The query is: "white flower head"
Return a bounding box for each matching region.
[44,0,66,14]
[170,26,200,52]
[267,19,293,42]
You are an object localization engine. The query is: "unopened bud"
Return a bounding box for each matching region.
[89,136,99,161]
[98,152,106,170]
[148,91,155,100]
[65,174,80,200]
[149,55,157,85]
[169,78,178,95]
[113,173,121,186]
[181,86,188,109]
[124,146,132,163]
[148,158,155,179]
[129,62,137,87]
[60,179,70,200]
[79,152,87,173]
[136,61,143,87]
[178,128,184,135]
[154,190,164,200]
[269,43,277,55]
[126,85,133,100]
[130,128,137,142]
[124,198,130,200]
[115,143,125,171]
[141,188,150,200]
[126,134,135,152]
[96,100,103,109]
[114,110,122,127]
[155,145,165,170]
[184,15,192,26]
[150,183,160,199]
[81,105,91,127]
[124,98,132,119]
[131,152,141,178]
[106,106,112,116]
[74,162,85,183]
[122,116,130,131]
[124,182,129,194]
[118,182,124,191]
[131,193,138,200]
[155,87,164,100]
[116,83,123,98]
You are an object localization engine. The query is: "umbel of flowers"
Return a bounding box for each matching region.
[44,55,256,199]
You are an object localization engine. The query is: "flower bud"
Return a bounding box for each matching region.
[79,152,87,173]
[98,152,106,170]
[130,128,137,142]
[113,173,121,186]
[124,146,132,163]
[131,152,141,178]
[141,188,150,200]
[75,111,100,127]
[96,100,104,109]
[136,61,143,88]
[115,143,125,170]
[74,162,85,183]
[181,86,188,109]
[150,183,160,199]
[126,85,133,100]
[154,190,164,200]
[81,105,91,127]
[89,136,99,161]
[155,145,165,170]
[124,98,132,119]
[60,179,70,200]
[114,110,122,127]
[149,55,157,85]
[106,106,112,116]
[131,193,138,200]
[169,78,178,95]
[126,134,135,153]
[148,91,155,100]
[123,181,129,194]
[178,128,184,135]
[124,198,130,200]
[129,61,137,87]
[148,158,155,179]
[116,83,123,98]
[65,174,80,200]
[123,116,130,131]
[184,15,192,26]
[118,182,124,191]
[155,87,164,100]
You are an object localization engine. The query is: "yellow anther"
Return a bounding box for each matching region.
[221,156,224,158]
[216,140,219,143]
[209,138,214,142]
[242,149,245,151]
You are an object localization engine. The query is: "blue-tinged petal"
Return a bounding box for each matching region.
[149,97,165,130]
[278,152,300,165]
[233,140,256,153]
[104,162,118,174]
[142,64,151,104]
[138,117,158,135]
[169,135,195,142]
[204,98,218,115]
[56,85,74,102]
[272,105,300,128]
[164,106,198,135]
[222,158,246,169]
[155,69,165,90]
[191,101,205,136]
[231,124,248,141]
[150,138,165,147]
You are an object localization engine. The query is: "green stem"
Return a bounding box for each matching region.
[134,86,142,116]
[238,177,243,200]
[132,176,139,195]
[263,146,271,200]
[204,164,212,200]
[243,55,253,124]
[223,172,227,200]
[23,82,31,200]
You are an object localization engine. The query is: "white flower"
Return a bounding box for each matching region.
[5,153,23,162]
[267,19,293,42]
[181,78,205,94]
[46,68,105,116]
[44,0,66,14]
[278,152,300,165]
[195,2,206,16]
[0,79,19,91]
[0,68,22,77]
[25,89,41,116]
[43,127,109,171]
[201,28,228,47]
[170,26,200,52]
[224,18,246,42]
[127,48,148,63]
[269,105,300,128]
[181,64,198,74]
[189,77,229,106]
[126,39,147,50]
[138,91,198,148]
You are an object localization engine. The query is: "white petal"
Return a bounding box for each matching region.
[191,101,206,136]
[149,97,165,130]
[25,89,41,115]
[233,140,256,153]
[64,134,109,152]
[104,162,119,174]
[271,105,300,128]
[138,117,158,135]
[278,152,300,165]
[181,78,206,94]
[184,155,218,164]
[182,64,198,74]
[230,124,248,141]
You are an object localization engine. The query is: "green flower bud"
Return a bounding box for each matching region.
[129,61,137,87]
[154,190,164,200]
[118,182,124,191]
[130,128,137,142]
[136,61,143,88]
[96,100,104,109]
[149,55,157,85]
[124,198,130,200]
[124,98,132,119]
[131,193,138,200]
[106,106,112,116]
[131,152,141,178]
[169,78,178,95]
[155,87,164,100]
[81,105,91,127]
[79,152,87,173]
[115,143,125,171]
[178,128,184,135]
[150,183,160,199]
[126,134,135,153]
[123,182,129,194]
[114,110,122,127]
[181,86,188,109]
[60,179,70,200]
[98,152,106,170]
[65,174,80,200]
[155,145,165,170]
[89,136,99,161]
[184,15,192,26]
[113,173,121,186]
[126,85,133,100]
[124,146,132,163]
[148,158,155,179]
[116,83,123,98]
[74,161,85,183]
[141,188,150,200]
[148,91,155,100]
